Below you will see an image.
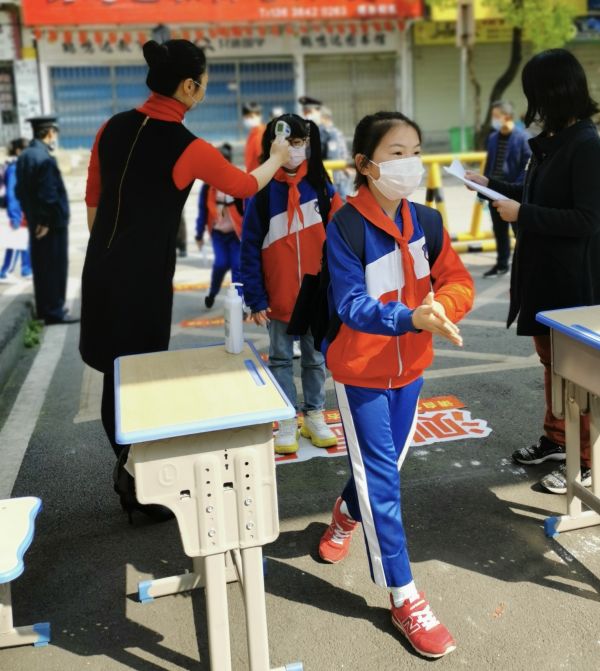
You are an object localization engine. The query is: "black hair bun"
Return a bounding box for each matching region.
[143,40,171,68]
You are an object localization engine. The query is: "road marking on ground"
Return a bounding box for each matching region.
[462,318,509,329]
[425,355,538,380]
[0,280,32,321]
[0,325,69,498]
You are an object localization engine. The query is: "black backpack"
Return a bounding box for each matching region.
[287,202,445,352]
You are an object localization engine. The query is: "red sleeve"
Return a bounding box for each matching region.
[431,229,475,323]
[85,122,107,207]
[173,138,258,198]
[244,125,265,172]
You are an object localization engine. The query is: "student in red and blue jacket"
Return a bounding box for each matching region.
[241,114,343,454]
[319,112,474,660]
[195,143,244,308]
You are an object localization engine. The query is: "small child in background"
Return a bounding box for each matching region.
[241,114,343,454]
[0,138,31,281]
[195,143,244,308]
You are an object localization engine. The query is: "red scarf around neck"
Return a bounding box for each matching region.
[274,161,309,233]
[347,185,419,305]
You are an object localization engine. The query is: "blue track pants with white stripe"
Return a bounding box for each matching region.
[335,376,422,588]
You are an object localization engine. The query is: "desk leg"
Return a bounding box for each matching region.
[591,396,600,498]
[242,546,270,671]
[565,384,583,520]
[0,583,50,649]
[204,553,232,671]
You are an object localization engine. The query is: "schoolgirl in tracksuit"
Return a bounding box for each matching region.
[241,114,343,454]
[195,143,244,308]
[319,112,474,659]
[0,138,31,280]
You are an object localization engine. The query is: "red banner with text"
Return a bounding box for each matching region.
[22,0,423,27]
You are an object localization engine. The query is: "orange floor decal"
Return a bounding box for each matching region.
[274,396,490,465]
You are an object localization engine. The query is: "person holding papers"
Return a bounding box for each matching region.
[465,49,600,494]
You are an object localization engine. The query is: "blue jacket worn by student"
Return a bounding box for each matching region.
[195,143,244,308]
[241,113,343,454]
[1,141,32,279]
[483,120,531,274]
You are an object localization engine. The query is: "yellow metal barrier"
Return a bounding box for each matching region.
[324,151,498,253]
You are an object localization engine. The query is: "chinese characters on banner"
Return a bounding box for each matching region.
[22,0,422,26]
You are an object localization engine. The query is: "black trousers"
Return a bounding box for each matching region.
[30,226,68,321]
[490,207,516,269]
[101,371,130,458]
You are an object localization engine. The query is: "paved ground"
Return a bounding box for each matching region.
[0,173,599,671]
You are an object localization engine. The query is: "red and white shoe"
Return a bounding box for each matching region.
[390,593,456,659]
[318,497,358,563]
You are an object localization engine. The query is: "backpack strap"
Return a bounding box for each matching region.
[411,202,443,269]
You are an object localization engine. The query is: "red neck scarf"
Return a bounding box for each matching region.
[347,185,418,305]
[136,93,187,123]
[274,161,308,233]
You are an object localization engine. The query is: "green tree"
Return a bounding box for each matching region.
[426,0,580,146]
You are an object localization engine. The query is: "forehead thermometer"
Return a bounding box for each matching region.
[275,120,291,140]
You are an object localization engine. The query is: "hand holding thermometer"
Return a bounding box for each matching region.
[275,120,291,142]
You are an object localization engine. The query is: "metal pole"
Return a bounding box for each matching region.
[459,44,467,152]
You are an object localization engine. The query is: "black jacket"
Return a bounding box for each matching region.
[79,110,196,373]
[489,119,600,336]
[15,139,69,230]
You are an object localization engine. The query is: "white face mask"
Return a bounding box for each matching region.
[283,145,307,170]
[243,117,261,130]
[369,156,424,200]
[491,117,503,131]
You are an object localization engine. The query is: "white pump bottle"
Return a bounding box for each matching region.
[224,282,244,354]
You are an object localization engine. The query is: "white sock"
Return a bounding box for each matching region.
[391,581,419,607]
[339,499,353,519]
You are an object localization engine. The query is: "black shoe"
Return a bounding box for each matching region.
[113,450,174,524]
[204,295,215,309]
[511,436,566,465]
[44,316,80,325]
[483,265,509,278]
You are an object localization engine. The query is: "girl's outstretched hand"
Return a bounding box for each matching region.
[411,292,463,347]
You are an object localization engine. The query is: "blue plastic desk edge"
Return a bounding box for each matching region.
[114,341,295,444]
[138,580,155,604]
[0,497,42,584]
[536,310,600,351]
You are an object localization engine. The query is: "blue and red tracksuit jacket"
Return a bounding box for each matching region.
[324,190,474,389]
[241,178,342,322]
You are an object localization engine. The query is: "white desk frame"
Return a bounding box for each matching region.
[115,343,301,671]
[0,497,50,649]
[537,307,600,538]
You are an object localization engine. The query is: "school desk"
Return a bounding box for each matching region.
[536,306,600,538]
[115,342,302,671]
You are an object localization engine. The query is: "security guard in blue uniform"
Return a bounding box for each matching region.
[16,115,77,324]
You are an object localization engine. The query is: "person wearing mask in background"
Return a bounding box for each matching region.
[16,116,75,324]
[481,100,531,277]
[241,114,343,454]
[299,95,330,159]
[321,105,353,201]
[81,39,290,522]
[242,101,266,172]
[196,143,244,309]
[319,111,474,659]
[0,138,32,281]
[465,49,600,495]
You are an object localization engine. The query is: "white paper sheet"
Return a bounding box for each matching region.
[443,159,509,201]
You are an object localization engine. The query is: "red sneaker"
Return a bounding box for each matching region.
[390,593,456,658]
[318,497,358,563]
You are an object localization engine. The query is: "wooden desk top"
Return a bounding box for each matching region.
[115,343,295,444]
[0,497,41,584]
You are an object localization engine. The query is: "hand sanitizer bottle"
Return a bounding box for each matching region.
[224,282,244,354]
